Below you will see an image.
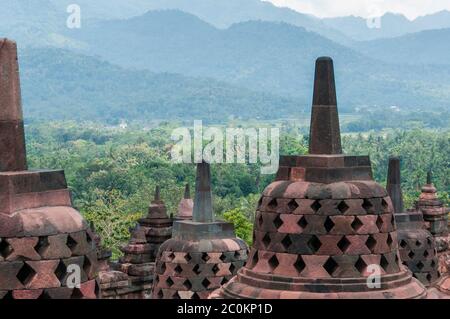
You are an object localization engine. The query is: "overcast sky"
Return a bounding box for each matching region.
[265,0,450,19]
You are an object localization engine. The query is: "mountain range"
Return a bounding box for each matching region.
[1,0,449,123]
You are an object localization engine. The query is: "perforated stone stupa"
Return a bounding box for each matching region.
[117,186,173,298]
[387,158,440,288]
[152,162,248,299]
[212,57,427,299]
[0,39,99,299]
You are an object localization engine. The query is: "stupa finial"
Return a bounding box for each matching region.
[387,157,404,215]
[427,170,433,185]
[0,38,27,171]
[154,185,161,202]
[192,161,214,223]
[309,57,342,155]
[184,184,191,199]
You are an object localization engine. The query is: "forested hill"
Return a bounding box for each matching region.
[19,47,302,123]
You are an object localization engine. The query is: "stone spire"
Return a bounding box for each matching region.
[387,157,404,215]
[309,57,342,155]
[184,184,190,199]
[192,161,214,223]
[427,171,432,185]
[177,184,193,220]
[0,39,27,171]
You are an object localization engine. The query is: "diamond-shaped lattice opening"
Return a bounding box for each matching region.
[202,252,210,262]
[229,263,236,273]
[193,264,201,275]
[34,237,49,255]
[400,240,408,248]
[86,232,93,244]
[83,256,92,274]
[298,216,308,229]
[337,236,351,253]
[431,260,436,268]
[268,198,278,210]
[258,214,264,227]
[262,233,271,248]
[160,262,167,273]
[192,293,201,300]
[257,197,263,209]
[311,200,322,213]
[288,199,299,212]
[427,238,433,246]
[416,261,424,270]
[355,257,367,274]
[54,261,67,282]
[415,240,422,247]
[70,288,83,299]
[234,251,241,259]
[307,235,322,253]
[221,277,229,285]
[273,215,283,229]
[0,239,13,259]
[423,250,429,258]
[174,264,183,275]
[376,216,384,230]
[380,255,389,272]
[183,279,192,290]
[168,252,175,261]
[17,263,36,286]
[185,253,192,262]
[323,257,338,276]
[362,199,373,213]
[157,289,164,299]
[66,235,77,251]
[337,201,349,214]
[268,255,279,270]
[173,292,181,299]
[166,277,174,287]
[426,273,432,282]
[386,234,393,247]
[37,291,51,299]
[252,251,259,266]
[201,278,211,289]
[365,235,377,252]
[324,217,335,233]
[351,217,363,232]
[281,235,292,249]
[408,251,415,259]
[294,256,305,274]
[381,198,389,210]
[220,253,227,262]
[212,264,219,275]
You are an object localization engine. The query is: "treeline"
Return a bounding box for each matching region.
[25,122,449,257]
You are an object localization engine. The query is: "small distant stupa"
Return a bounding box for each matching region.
[152,162,248,299]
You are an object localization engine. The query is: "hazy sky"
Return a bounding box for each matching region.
[265,0,450,19]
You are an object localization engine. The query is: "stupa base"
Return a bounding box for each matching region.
[212,268,427,299]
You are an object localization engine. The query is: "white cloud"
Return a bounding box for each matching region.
[264,0,450,19]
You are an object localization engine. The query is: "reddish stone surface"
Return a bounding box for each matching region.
[0,38,99,299]
[152,163,248,299]
[177,184,193,220]
[211,57,426,300]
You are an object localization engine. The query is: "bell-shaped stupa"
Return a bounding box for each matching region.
[387,158,440,288]
[213,57,426,299]
[117,186,173,298]
[152,162,248,299]
[0,39,99,299]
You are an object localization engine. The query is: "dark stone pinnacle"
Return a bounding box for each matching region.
[309,57,342,155]
[192,162,214,223]
[427,171,432,185]
[184,184,191,199]
[387,157,404,215]
[0,38,27,171]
